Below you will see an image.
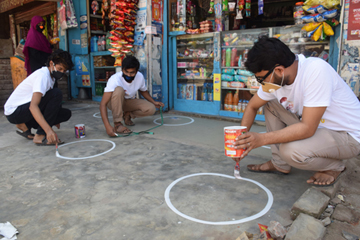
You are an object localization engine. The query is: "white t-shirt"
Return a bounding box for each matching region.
[4,66,55,116]
[257,54,360,143]
[104,71,147,99]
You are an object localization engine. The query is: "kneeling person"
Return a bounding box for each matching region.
[100,56,164,136]
[5,49,74,145]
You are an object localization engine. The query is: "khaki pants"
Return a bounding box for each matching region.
[265,100,360,172]
[107,87,156,123]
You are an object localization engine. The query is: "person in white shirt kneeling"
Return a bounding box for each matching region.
[5,49,74,146]
[100,56,164,136]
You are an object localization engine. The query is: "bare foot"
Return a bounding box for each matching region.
[124,113,135,126]
[247,160,290,174]
[33,134,45,144]
[16,123,28,132]
[306,169,345,186]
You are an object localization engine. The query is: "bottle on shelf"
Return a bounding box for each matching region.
[238,55,242,67]
[226,48,231,67]
[222,49,226,67]
[233,90,239,111]
[106,31,111,50]
[224,91,233,111]
[207,84,213,101]
[238,99,242,113]
[91,36,98,52]
[202,84,208,101]
[231,48,237,67]
[101,35,106,51]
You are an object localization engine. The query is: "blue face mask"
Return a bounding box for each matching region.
[123,73,135,83]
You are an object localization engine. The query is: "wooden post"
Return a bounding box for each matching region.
[9,14,16,54]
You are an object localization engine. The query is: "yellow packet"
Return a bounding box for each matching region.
[323,22,334,36]
[312,25,323,41]
[302,22,322,32]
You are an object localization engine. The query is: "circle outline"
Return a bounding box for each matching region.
[164,173,273,225]
[93,111,113,119]
[153,116,194,126]
[57,139,116,160]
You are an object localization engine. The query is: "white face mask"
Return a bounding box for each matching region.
[262,70,284,93]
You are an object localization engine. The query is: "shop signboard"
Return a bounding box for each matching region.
[348,0,360,40]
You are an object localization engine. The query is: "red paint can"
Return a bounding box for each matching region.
[224,126,247,157]
[75,124,86,138]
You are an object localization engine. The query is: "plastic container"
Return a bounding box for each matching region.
[231,48,237,67]
[232,91,239,111]
[226,48,231,67]
[294,2,304,25]
[222,49,226,67]
[91,36,98,52]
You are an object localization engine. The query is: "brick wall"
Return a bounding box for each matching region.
[0,58,69,109]
[0,58,13,109]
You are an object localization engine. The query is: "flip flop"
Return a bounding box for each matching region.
[307,168,346,187]
[247,160,290,175]
[16,130,34,140]
[35,137,65,146]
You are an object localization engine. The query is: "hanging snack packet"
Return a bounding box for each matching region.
[325,18,339,27]
[322,9,338,19]
[312,24,323,41]
[302,22,322,31]
[323,22,334,36]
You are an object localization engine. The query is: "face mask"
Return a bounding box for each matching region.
[123,73,135,83]
[262,71,284,93]
[51,64,65,81]
[36,25,44,33]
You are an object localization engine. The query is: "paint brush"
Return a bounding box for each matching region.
[234,162,242,179]
[55,142,60,157]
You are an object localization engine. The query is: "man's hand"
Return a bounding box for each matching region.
[233,132,264,160]
[154,101,164,108]
[46,129,59,144]
[106,125,117,137]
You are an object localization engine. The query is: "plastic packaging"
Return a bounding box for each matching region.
[91,36,98,52]
[226,48,231,67]
[222,69,235,75]
[222,49,226,67]
[233,91,239,112]
[231,48,237,67]
[222,74,235,81]
[224,91,233,111]
[294,2,304,25]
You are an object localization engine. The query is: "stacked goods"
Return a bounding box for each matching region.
[108,0,139,66]
[300,0,340,41]
[199,21,213,33]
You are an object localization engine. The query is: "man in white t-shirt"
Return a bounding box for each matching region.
[100,56,164,136]
[232,36,360,187]
[5,50,74,145]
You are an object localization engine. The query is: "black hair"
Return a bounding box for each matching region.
[245,36,296,74]
[122,55,140,71]
[46,49,74,70]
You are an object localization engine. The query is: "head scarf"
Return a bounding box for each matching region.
[23,16,52,75]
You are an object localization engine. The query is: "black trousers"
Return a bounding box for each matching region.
[6,88,71,135]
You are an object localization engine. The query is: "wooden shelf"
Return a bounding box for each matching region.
[95,81,107,83]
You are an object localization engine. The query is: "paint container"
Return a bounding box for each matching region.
[224,126,247,157]
[75,124,86,138]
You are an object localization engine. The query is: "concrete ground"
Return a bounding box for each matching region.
[0,101,359,240]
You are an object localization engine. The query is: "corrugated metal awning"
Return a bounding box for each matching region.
[0,0,59,14]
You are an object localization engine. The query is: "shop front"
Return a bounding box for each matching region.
[168,0,342,120]
[64,0,169,111]
[0,0,62,107]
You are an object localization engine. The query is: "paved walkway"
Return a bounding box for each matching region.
[0,101,358,239]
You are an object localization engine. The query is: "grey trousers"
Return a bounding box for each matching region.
[265,100,360,172]
[107,87,156,123]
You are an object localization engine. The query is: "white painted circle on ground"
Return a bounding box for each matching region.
[153,116,194,126]
[93,111,112,119]
[57,139,116,160]
[164,173,273,225]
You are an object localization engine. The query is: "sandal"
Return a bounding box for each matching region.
[16,130,34,140]
[36,137,64,146]
[307,168,346,187]
[247,160,290,175]
[115,124,132,134]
